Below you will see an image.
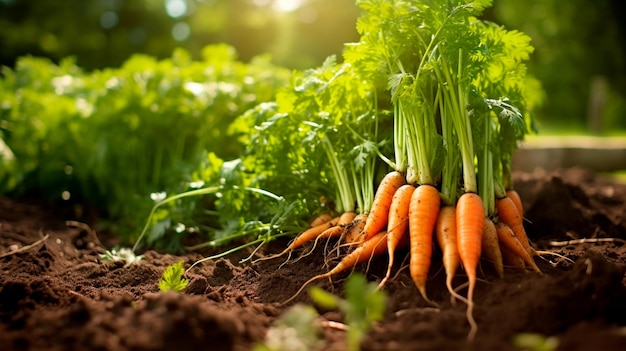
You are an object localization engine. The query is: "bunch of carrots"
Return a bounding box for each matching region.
[257,0,544,341]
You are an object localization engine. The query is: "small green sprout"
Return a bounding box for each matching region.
[100,247,144,267]
[513,333,559,351]
[158,261,189,292]
[309,273,387,351]
[254,304,322,351]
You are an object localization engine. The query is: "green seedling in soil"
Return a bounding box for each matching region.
[158,261,189,292]
[513,333,558,351]
[309,273,387,351]
[100,247,143,267]
[254,304,323,351]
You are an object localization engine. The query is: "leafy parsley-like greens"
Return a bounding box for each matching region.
[158,261,189,292]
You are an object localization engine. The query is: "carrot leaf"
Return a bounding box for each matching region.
[158,261,189,292]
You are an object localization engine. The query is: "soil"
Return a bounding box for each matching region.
[2,167,626,351]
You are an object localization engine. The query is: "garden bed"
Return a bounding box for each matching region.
[1,167,626,351]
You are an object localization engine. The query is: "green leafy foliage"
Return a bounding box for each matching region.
[309,273,387,351]
[158,261,189,292]
[234,54,389,218]
[343,0,538,203]
[0,44,290,242]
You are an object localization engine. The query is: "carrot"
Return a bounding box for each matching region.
[282,231,389,305]
[258,216,340,262]
[496,196,533,257]
[499,242,526,269]
[310,213,333,228]
[362,171,406,241]
[337,211,358,227]
[435,205,465,304]
[288,217,340,251]
[378,184,415,288]
[312,211,358,248]
[456,192,484,341]
[506,189,524,218]
[408,184,440,305]
[481,217,504,279]
[344,213,368,243]
[314,225,345,242]
[495,221,541,273]
[279,212,359,266]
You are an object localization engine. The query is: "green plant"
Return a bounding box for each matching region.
[158,261,189,292]
[132,179,305,264]
[0,44,290,244]
[254,274,386,351]
[309,273,387,351]
[254,305,323,351]
[513,333,559,351]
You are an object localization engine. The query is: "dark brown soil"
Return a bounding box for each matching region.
[2,167,626,351]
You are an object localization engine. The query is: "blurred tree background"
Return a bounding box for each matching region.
[1,0,625,131]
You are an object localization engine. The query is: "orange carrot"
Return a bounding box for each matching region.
[435,205,464,304]
[496,196,533,257]
[499,241,526,269]
[314,212,357,243]
[310,213,333,228]
[456,192,485,341]
[408,184,440,305]
[481,217,504,279]
[495,221,541,273]
[378,184,415,288]
[289,217,339,250]
[282,231,388,305]
[259,217,340,262]
[362,171,406,241]
[315,225,345,242]
[344,213,368,243]
[506,189,524,218]
[337,211,358,226]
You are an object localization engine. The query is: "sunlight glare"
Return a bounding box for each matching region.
[165,0,187,18]
[172,22,191,41]
[272,0,307,13]
[251,0,271,6]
